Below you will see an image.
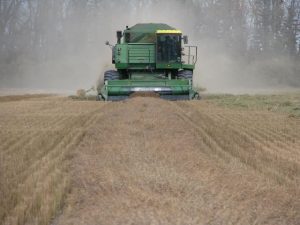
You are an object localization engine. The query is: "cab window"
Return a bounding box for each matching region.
[157,34,181,63]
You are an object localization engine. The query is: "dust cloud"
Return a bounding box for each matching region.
[0,1,299,94]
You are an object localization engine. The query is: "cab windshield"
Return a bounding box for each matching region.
[157,34,181,63]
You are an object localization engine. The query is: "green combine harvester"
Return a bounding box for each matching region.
[97,23,199,101]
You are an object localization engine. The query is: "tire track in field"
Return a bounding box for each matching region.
[0,131,26,152]
[172,101,279,179]
[174,101,300,184]
[214,112,300,153]
[167,101,237,164]
[214,113,300,161]
[189,104,300,176]
[55,98,230,225]
[184,102,294,182]
[1,99,107,225]
[0,114,71,157]
[0,131,40,156]
[203,104,300,142]
[13,106,106,186]
[55,97,300,225]
[195,110,299,167]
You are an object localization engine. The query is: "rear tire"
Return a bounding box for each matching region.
[104,70,120,81]
[178,70,193,80]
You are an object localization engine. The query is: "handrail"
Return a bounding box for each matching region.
[184,45,198,65]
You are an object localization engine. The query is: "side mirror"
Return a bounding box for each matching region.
[183,35,188,44]
[105,41,113,49]
[116,31,122,44]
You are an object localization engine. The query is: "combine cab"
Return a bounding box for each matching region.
[97,23,199,101]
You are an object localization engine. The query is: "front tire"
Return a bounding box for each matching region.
[178,70,193,80]
[104,70,120,81]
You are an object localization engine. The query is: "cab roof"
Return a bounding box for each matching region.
[126,23,176,33]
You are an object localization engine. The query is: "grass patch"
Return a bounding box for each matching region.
[205,92,300,116]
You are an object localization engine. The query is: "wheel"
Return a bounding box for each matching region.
[193,93,201,100]
[178,70,193,80]
[96,95,102,101]
[104,70,119,81]
[104,70,120,81]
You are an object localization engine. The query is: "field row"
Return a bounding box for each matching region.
[0,97,105,225]
[1,95,300,225]
[55,97,300,225]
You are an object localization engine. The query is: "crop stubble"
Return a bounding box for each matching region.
[0,95,299,225]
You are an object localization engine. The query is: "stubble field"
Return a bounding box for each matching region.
[0,94,300,225]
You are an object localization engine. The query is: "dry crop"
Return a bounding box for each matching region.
[0,94,300,225]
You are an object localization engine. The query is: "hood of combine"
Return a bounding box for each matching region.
[99,79,198,101]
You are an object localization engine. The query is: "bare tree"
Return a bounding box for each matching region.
[0,0,299,85]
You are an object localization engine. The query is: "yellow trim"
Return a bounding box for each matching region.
[156,30,182,34]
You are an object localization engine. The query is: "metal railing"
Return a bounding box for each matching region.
[183,45,198,65]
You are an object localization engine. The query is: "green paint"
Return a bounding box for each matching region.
[99,23,199,101]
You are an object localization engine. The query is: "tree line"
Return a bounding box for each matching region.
[0,0,299,86]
